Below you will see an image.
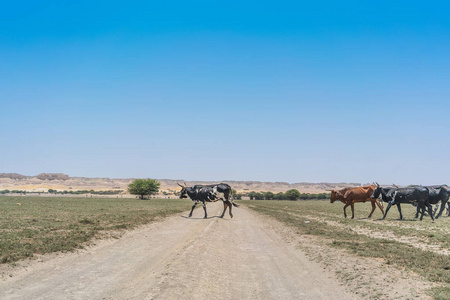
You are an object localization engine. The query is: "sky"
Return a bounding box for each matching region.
[1,1,450,185]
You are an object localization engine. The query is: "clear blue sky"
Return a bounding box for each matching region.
[1,1,449,185]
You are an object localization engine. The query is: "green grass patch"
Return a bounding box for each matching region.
[431,286,450,300]
[0,196,191,263]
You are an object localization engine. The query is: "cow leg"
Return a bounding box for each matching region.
[415,205,420,219]
[350,203,355,219]
[226,200,233,218]
[343,203,350,218]
[418,203,424,220]
[201,201,207,219]
[419,202,429,220]
[368,200,376,218]
[375,199,385,215]
[435,200,447,219]
[424,202,434,221]
[189,202,198,217]
[435,204,439,214]
[432,204,438,217]
[220,201,228,218]
[396,203,403,220]
[382,202,393,220]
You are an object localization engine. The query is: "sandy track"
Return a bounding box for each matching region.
[0,202,355,300]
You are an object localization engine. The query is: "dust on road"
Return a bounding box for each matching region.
[0,202,355,300]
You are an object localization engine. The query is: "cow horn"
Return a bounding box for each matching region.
[393,184,399,188]
[177,183,184,188]
[375,182,380,187]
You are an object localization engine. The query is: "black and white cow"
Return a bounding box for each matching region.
[371,185,433,221]
[178,183,238,219]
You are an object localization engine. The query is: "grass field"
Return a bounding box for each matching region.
[1,196,449,299]
[243,200,450,300]
[0,196,192,264]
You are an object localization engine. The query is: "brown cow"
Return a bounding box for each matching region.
[329,185,384,219]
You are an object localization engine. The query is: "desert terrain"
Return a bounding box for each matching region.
[0,173,362,196]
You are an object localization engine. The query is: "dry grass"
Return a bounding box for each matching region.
[0,196,191,263]
[243,200,450,300]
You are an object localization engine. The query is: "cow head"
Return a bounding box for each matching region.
[179,187,188,199]
[178,183,198,200]
[178,183,189,199]
[371,182,382,199]
[329,190,339,203]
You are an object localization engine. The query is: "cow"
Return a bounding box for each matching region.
[414,185,450,219]
[178,183,238,219]
[425,185,449,219]
[371,184,433,221]
[329,185,384,219]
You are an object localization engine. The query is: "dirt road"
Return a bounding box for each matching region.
[0,202,355,300]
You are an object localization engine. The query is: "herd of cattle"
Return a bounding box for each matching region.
[329,183,450,221]
[178,182,450,221]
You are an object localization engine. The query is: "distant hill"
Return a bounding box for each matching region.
[0,173,363,194]
[159,179,362,194]
[0,173,28,180]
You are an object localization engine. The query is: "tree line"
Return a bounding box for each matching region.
[236,189,330,200]
[1,180,331,201]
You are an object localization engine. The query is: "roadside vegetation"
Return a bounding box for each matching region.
[243,200,450,300]
[0,196,191,264]
[236,189,330,200]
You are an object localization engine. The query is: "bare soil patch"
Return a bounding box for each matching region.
[257,212,434,300]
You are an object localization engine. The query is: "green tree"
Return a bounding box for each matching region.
[254,192,264,200]
[274,192,285,200]
[231,189,242,200]
[299,193,309,200]
[264,191,274,200]
[128,179,160,199]
[285,189,301,200]
[318,193,329,199]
